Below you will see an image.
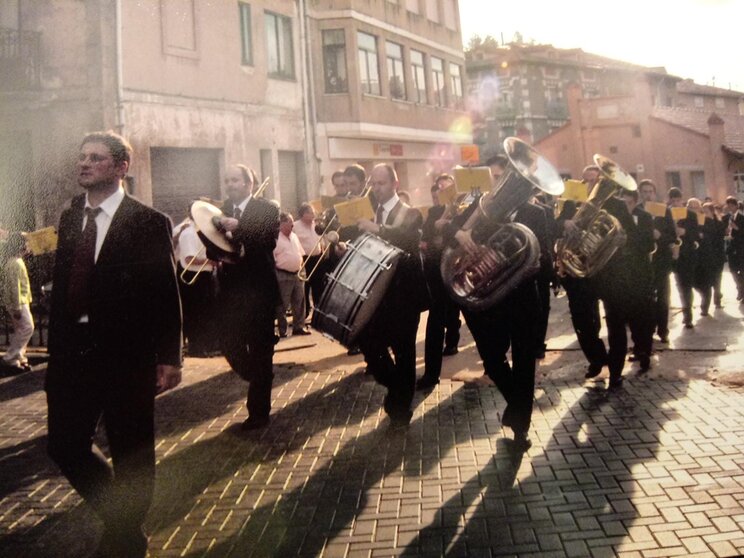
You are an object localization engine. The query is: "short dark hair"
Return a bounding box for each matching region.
[430,183,440,194]
[668,187,682,200]
[298,202,314,217]
[373,163,397,183]
[726,196,738,206]
[582,165,601,174]
[485,154,508,168]
[279,211,293,223]
[344,164,366,183]
[638,179,656,191]
[622,189,639,202]
[80,130,132,166]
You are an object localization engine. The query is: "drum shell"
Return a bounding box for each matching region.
[311,233,403,347]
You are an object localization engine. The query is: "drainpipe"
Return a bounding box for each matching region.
[114,0,125,132]
[298,0,320,197]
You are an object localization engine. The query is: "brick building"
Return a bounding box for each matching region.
[534,78,744,202]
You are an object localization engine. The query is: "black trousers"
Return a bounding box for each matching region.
[303,254,327,317]
[422,263,461,381]
[561,275,607,368]
[536,274,551,354]
[220,287,276,420]
[651,268,671,338]
[46,329,155,554]
[360,305,420,423]
[675,273,695,325]
[463,285,540,435]
[179,265,218,355]
[603,294,653,378]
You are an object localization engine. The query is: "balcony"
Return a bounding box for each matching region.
[0,27,41,91]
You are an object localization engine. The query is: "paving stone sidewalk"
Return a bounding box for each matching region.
[1,287,744,557]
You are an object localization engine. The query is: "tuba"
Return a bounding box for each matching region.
[555,155,637,278]
[441,137,564,311]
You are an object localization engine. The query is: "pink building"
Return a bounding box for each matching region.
[535,78,744,202]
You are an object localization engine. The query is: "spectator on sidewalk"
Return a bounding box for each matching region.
[274,212,310,337]
[293,203,324,318]
[1,232,34,374]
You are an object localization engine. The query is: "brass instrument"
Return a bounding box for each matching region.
[555,155,637,278]
[298,179,372,283]
[179,177,271,285]
[440,137,564,311]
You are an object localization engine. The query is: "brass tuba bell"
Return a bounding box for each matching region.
[441,137,564,311]
[555,154,637,278]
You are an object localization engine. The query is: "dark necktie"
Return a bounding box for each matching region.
[67,207,102,319]
[375,204,384,225]
[233,207,242,220]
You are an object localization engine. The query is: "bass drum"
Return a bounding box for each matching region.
[311,233,403,347]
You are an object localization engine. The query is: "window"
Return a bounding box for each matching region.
[238,2,252,65]
[386,41,406,100]
[666,171,681,190]
[449,62,462,108]
[691,171,706,199]
[694,96,704,108]
[358,31,380,95]
[431,56,445,106]
[426,0,439,23]
[265,11,294,79]
[734,172,744,194]
[322,29,347,93]
[715,97,725,109]
[410,49,427,104]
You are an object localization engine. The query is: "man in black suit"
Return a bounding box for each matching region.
[724,196,744,301]
[558,165,609,378]
[45,131,182,557]
[639,179,677,344]
[355,163,428,427]
[668,188,700,328]
[215,164,280,430]
[595,190,655,387]
[450,186,549,452]
[417,176,462,391]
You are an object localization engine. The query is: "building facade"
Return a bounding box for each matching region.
[535,79,744,202]
[307,0,470,206]
[0,0,469,231]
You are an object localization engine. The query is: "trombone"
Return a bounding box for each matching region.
[298,178,372,283]
[179,177,271,285]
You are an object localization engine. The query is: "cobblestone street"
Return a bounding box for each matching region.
[1,275,744,557]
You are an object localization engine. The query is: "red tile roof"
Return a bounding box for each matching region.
[652,106,744,155]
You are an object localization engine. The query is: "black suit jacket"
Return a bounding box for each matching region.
[47,193,183,369]
[375,200,429,314]
[218,197,280,307]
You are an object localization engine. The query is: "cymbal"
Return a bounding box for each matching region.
[190,200,236,255]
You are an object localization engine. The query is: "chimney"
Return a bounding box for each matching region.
[707,113,726,200]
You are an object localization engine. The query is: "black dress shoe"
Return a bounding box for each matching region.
[442,346,458,357]
[584,363,603,379]
[292,328,312,336]
[608,376,623,389]
[658,335,669,344]
[639,356,651,373]
[684,322,694,329]
[415,376,439,391]
[509,431,532,452]
[388,411,413,430]
[241,416,270,431]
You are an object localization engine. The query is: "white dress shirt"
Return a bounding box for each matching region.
[83,186,125,262]
[377,193,400,225]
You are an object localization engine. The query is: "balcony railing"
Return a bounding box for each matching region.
[0,27,41,91]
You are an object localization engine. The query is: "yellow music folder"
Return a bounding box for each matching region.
[321,195,338,210]
[670,207,688,222]
[563,180,589,202]
[644,201,667,218]
[24,227,58,255]
[453,166,492,193]
[438,182,459,206]
[334,196,375,227]
[309,199,323,215]
[694,210,705,226]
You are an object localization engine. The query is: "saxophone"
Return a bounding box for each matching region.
[555,155,637,278]
[441,138,564,311]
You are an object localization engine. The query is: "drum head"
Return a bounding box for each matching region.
[190,200,236,255]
